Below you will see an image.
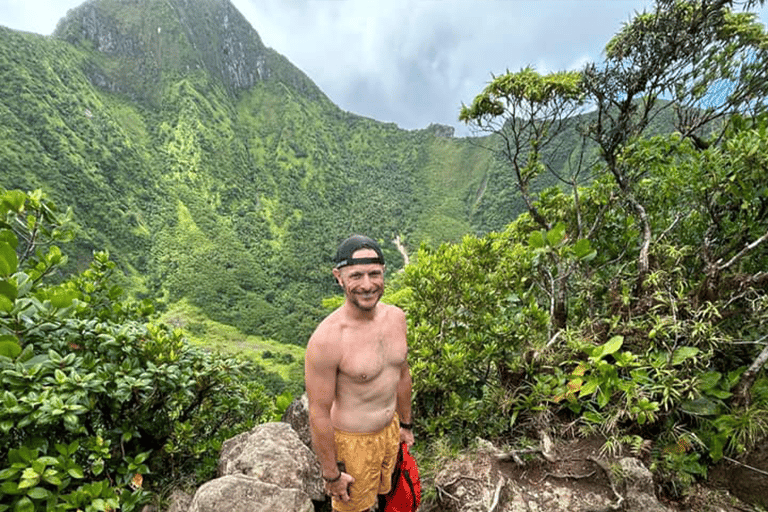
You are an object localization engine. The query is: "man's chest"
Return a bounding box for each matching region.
[338,328,406,383]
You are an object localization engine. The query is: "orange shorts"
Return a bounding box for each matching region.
[332,415,400,512]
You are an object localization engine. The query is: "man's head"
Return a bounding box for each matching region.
[333,234,385,269]
[332,235,386,312]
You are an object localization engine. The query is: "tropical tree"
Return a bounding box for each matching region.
[582,0,768,292]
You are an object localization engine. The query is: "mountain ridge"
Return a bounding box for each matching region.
[52,0,328,103]
[0,0,505,344]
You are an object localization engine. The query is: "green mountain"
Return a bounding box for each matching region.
[0,0,506,344]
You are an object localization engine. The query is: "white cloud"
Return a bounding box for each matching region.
[1,0,766,135]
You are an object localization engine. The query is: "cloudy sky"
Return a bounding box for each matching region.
[1,0,766,136]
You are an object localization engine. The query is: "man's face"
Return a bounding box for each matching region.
[333,248,385,312]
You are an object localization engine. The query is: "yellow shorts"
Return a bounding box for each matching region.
[332,415,400,512]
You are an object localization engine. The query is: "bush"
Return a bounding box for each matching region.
[0,189,272,510]
[396,233,548,443]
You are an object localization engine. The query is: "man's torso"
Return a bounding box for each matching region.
[328,303,407,433]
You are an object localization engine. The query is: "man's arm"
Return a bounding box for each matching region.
[305,329,340,478]
[397,360,414,446]
[305,326,355,501]
[395,309,415,446]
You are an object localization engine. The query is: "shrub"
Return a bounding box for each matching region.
[0,189,272,510]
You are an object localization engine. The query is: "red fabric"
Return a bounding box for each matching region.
[382,442,421,511]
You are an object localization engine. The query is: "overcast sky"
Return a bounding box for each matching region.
[1,0,766,136]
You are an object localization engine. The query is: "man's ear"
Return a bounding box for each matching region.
[332,268,342,287]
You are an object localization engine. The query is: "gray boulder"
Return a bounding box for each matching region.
[217,421,324,501]
[188,474,313,512]
[617,457,672,512]
[434,447,506,512]
[282,393,312,448]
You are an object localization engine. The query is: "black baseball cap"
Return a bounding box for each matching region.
[334,235,385,269]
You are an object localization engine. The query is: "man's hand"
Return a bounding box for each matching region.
[326,472,355,502]
[400,427,415,447]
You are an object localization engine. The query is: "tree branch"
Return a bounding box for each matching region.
[717,229,768,272]
[732,341,768,407]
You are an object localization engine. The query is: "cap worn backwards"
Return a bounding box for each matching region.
[334,235,385,269]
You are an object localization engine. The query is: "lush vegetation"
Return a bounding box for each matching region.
[394,0,768,502]
[0,189,274,510]
[0,0,503,348]
[2,0,768,508]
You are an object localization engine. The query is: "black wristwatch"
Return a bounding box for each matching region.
[399,420,413,430]
[322,471,342,483]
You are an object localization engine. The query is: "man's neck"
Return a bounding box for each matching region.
[343,300,379,321]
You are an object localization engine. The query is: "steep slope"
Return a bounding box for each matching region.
[0,0,499,345]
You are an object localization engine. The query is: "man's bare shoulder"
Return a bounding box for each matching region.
[380,302,406,323]
[307,308,344,354]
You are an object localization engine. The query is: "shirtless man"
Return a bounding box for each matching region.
[305,235,414,512]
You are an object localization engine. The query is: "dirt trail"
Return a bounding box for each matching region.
[394,235,409,266]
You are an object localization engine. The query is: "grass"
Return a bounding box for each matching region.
[158,298,305,385]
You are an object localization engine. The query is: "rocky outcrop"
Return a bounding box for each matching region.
[615,457,670,512]
[218,421,323,501]
[189,475,314,512]
[53,0,325,100]
[431,439,676,512]
[434,447,507,512]
[178,408,754,512]
[713,440,768,510]
[281,393,312,448]
[187,422,322,512]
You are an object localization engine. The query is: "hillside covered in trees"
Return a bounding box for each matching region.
[0,0,507,347]
[2,0,768,510]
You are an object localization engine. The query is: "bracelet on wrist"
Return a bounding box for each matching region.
[399,420,413,430]
[322,471,342,483]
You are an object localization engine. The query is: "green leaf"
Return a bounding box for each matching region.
[681,397,721,416]
[547,222,566,246]
[573,238,597,261]
[91,459,104,476]
[528,231,545,248]
[13,497,33,512]
[0,242,18,276]
[54,369,67,384]
[699,371,722,391]
[0,278,17,301]
[42,471,62,487]
[597,389,611,408]
[0,335,21,359]
[0,467,20,480]
[580,379,598,397]
[67,466,84,479]
[592,336,623,359]
[671,346,700,365]
[49,290,77,309]
[1,191,27,214]
[36,457,57,467]
[0,480,20,495]
[25,487,50,500]
[0,294,12,313]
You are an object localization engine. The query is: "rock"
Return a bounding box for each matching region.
[434,448,506,512]
[501,480,611,512]
[617,457,671,512]
[282,393,311,448]
[218,421,324,501]
[165,490,192,512]
[188,474,313,512]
